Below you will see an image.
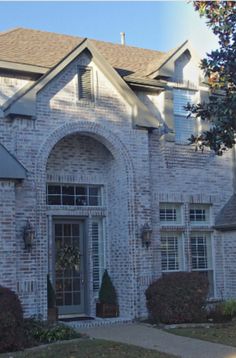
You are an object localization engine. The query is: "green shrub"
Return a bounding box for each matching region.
[24,318,81,345]
[222,299,236,317]
[0,286,24,353]
[99,269,117,305]
[145,272,209,324]
[207,303,231,323]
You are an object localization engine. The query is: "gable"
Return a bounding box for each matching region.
[147,41,201,81]
[2,39,160,129]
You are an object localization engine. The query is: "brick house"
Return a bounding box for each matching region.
[0,28,235,320]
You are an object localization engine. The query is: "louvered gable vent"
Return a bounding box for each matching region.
[78,66,93,101]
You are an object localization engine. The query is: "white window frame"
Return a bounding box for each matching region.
[189,204,210,226]
[173,89,199,144]
[159,203,182,226]
[190,232,214,297]
[161,232,183,272]
[47,183,102,207]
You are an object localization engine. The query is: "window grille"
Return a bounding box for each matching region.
[190,233,214,297]
[159,203,181,224]
[189,204,210,225]
[47,184,101,207]
[161,234,182,272]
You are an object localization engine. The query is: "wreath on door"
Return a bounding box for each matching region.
[56,245,80,270]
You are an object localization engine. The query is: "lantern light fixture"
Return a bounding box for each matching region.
[141,223,152,248]
[23,220,35,252]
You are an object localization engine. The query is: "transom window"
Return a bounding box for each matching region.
[47,184,102,206]
[189,204,210,225]
[161,233,182,272]
[159,203,181,225]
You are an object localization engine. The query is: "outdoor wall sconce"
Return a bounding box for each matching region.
[23,221,35,252]
[141,223,152,248]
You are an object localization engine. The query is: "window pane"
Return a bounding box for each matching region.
[76,187,86,195]
[89,196,99,206]
[76,196,87,206]
[48,185,61,194]
[48,195,61,205]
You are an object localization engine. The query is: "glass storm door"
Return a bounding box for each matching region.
[54,221,85,315]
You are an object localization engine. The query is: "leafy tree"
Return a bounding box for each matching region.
[187,1,236,155]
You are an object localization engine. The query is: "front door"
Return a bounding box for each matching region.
[54,220,85,315]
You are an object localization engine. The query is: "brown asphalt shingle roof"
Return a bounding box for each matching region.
[0,28,168,78]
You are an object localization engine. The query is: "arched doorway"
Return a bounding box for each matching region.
[36,121,136,318]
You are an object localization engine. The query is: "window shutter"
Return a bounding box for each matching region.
[78,66,93,101]
[92,222,100,291]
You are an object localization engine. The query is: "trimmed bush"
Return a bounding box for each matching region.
[0,286,24,353]
[145,272,209,324]
[99,269,117,305]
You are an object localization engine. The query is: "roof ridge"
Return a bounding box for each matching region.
[90,38,166,55]
[0,27,21,37]
[14,27,167,55]
[14,26,85,40]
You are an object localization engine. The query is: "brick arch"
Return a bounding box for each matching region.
[37,121,134,176]
[35,120,137,319]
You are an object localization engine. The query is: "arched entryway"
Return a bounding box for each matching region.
[36,121,136,319]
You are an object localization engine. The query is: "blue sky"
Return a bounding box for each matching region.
[0,1,218,57]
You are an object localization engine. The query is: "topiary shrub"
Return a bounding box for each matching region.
[145,272,209,324]
[99,269,117,305]
[0,286,24,353]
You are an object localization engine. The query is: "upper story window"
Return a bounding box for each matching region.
[189,204,210,226]
[159,203,182,225]
[78,66,93,102]
[174,89,198,144]
[47,184,102,206]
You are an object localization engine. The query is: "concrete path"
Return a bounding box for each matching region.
[78,322,236,358]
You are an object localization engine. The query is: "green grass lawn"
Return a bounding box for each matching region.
[1,338,176,358]
[167,321,236,347]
